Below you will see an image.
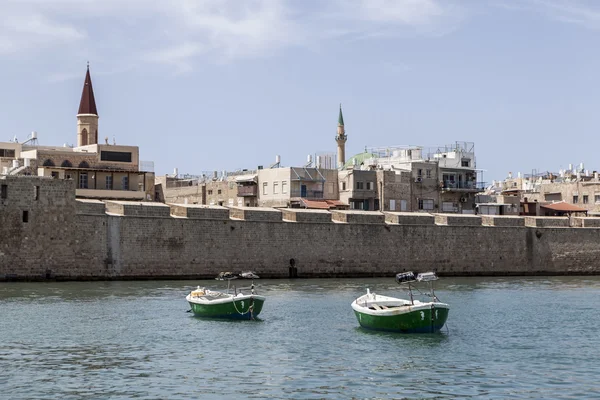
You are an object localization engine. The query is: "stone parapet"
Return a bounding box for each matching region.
[169,204,229,220]
[385,212,435,225]
[105,200,170,217]
[76,199,106,215]
[524,217,569,228]
[281,208,332,223]
[481,215,525,227]
[571,217,600,228]
[229,206,282,222]
[435,213,482,226]
[331,210,385,224]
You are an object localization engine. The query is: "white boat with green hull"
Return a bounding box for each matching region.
[352,272,449,333]
[186,281,265,320]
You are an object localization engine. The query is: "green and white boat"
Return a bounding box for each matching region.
[351,272,449,333]
[186,282,265,320]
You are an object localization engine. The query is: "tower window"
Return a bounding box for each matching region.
[34,186,40,200]
[1,184,7,199]
[22,210,29,223]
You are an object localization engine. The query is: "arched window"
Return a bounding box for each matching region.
[78,161,90,169]
[43,159,55,167]
[61,160,72,168]
[81,128,88,146]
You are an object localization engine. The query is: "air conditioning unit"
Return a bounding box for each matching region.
[415,177,423,183]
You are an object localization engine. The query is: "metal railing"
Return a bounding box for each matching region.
[290,189,324,199]
[442,181,486,190]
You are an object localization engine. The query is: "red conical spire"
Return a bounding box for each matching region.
[78,62,98,115]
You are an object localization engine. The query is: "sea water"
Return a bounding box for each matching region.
[1,277,599,399]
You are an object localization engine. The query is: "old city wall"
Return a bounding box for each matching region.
[1,178,600,280]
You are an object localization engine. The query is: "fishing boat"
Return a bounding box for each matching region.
[351,271,449,333]
[239,271,260,279]
[186,281,265,320]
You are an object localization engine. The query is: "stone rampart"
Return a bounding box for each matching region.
[76,199,106,215]
[170,204,229,220]
[525,217,569,228]
[331,210,385,224]
[3,177,600,281]
[385,212,435,225]
[105,201,170,217]
[481,215,525,227]
[571,217,600,228]
[281,208,332,223]
[229,206,281,222]
[435,214,482,226]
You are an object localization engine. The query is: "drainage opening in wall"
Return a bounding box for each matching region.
[289,258,298,278]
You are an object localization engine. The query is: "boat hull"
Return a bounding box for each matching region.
[187,295,265,320]
[353,306,449,333]
[351,294,449,333]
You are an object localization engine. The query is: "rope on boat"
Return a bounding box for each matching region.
[232,296,255,320]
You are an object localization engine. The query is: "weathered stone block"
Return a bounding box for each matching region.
[105,200,170,217]
[524,216,569,228]
[169,204,229,220]
[76,199,106,215]
[331,210,385,224]
[385,212,434,225]
[571,217,600,228]
[229,206,281,222]
[481,215,525,227]
[435,213,482,226]
[281,208,332,223]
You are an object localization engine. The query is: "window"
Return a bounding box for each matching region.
[573,195,579,204]
[595,194,600,204]
[418,199,434,210]
[61,160,73,168]
[0,148,16,158]
[122,176,129,191]
[217,189,222,195]
[79,173,88,189]
[282,181,288,194]
[106,176,113,190]
[583,195,589,204]
[461,159,470,167]
[273,182,279,194]
[34,186,39,200]
[208,190,213,195]
[43,159,55,167]
[356,181,364,190]
[51,171,59,179]
[417,169,422,177]
[366,182,373,190]
[263,182,268,195]
[100,151,132,163]
[79,161,90,169]
[426,169,432,179]
[1,184,7,199]
[342,182,346,191]
[22,210,29,223]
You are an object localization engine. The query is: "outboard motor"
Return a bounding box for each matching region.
[395,271,416,284]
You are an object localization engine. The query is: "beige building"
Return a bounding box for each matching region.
[257,167,339,208]
[0,65,155,201]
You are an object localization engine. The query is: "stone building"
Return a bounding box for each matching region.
[0,65,155,201]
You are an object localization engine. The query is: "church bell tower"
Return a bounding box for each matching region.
[77,63,99,146]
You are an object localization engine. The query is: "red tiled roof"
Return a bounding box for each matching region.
[78,65,98,115]
[325,200,346,207]
[301,199,331,209]
[540,201,587,212]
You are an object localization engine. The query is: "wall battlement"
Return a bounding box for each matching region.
[2,177,600,281]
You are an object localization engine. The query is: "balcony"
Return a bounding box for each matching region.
[290,189,324,199]
[237,185,258,197]
[441,180,486,192]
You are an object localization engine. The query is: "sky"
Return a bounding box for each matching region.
[2,0,600,183]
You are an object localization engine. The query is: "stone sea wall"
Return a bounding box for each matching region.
[1,176,600,281]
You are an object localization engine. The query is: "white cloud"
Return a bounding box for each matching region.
[0,0,464,71]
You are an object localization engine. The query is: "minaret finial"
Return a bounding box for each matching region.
[87,61,89,69]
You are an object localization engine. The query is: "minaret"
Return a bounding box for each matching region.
[335,104,347,169]
[77,63,99,146]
